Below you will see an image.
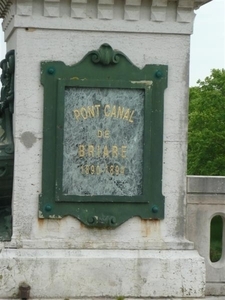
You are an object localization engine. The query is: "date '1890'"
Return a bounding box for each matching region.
[80,164,125,175]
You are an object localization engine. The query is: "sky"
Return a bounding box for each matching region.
[190,0,225,86]
[0,0,224,87]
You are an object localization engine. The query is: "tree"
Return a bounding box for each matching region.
[188,69,225,175]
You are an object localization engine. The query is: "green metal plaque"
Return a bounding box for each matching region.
[39,44,167,228]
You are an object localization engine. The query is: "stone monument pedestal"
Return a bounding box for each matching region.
[0,0,209,298]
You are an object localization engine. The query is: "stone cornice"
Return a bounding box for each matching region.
[0,0,212,21]
[2,0,212,38]
[0,0,212,19]
[194,0,212,9]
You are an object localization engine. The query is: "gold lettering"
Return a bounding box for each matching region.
[80,164,126,175]
[117,106,124,119]
[123,109,130,121]
[73,105,134,123]
[97,130,110,138]
[96,165,100,174]
[115,165,119,175]
[78,145,128,159]
[121,146,127,158]
[103,145,109,157]
[78,145,85,157]
[120,166,125,175]
[87,106,95,118]
[97,145,100,157]
[110,165,114,175]
[90,165,95,174]
[111,105,117,118]
[104,105,110,117]
[85,165,89,174]
[73,109,80,120]
[95,105,101,117]
[97,130,103,138]
[88,145,94,157]
[105,130,110,138]
[112,146,118,157]
[80,107,88,119]
[129,110,135,123]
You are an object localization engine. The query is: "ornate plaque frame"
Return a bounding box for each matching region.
[39,44,167,228]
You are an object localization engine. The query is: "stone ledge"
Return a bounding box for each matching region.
[187,176,225,194]
[0,249,205,298]
[4,15,195,35]
[206,282,225,297]
[1,237,194,250]
[0,298,222,300]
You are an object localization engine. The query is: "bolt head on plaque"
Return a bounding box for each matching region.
[152,205,159,214]
[45,204,52,212]
[155,70,163,79]
[47,67,55,75]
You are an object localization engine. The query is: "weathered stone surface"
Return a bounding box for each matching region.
[187,175,225,194]
[63,88,144,196]
[0,249,205,298]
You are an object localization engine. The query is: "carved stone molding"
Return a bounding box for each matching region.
[44,0,60,17]
[0,0,212,20]
[177,0,195,22]
[1,0,213,37]
[98,0,114,20]
[151,0,168,22]
[124,0,141,21]
[71,0,87,19]
[194,0,211,9]
[17,0,32,16]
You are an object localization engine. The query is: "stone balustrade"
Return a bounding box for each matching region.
[187,175,225,297]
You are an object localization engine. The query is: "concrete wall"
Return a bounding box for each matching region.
[187,175,225,296]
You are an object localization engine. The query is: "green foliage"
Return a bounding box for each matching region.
[210,216,223,262]
[188,69,225,175]
[116,297,125,300]
[210,240,222,263]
